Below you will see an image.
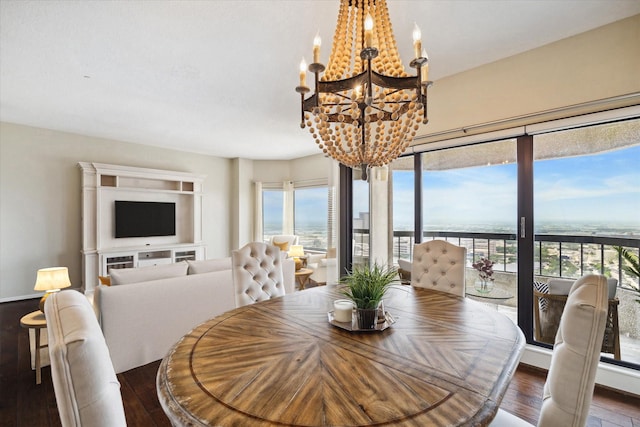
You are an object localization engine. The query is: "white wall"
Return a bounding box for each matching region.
[253,154,332,184]
[418,14,640,141]
[0,122,231,301]
[230,158,254,249]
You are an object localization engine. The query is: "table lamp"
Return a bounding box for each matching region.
[34,267,71,312]
[288,245,305,271]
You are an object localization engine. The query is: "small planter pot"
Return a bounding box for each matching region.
[356,308,378,329]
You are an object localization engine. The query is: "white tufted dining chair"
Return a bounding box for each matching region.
[232,242,286,307]
[490,274,608,427]
[45,290,127,427]
[411,240,467,297]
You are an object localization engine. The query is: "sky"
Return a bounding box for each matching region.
[391,144,640,231]
[266,144,639,233]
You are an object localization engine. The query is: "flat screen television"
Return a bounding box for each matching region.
[115,201,176,238]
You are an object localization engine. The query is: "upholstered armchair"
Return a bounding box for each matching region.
[307,248,337,285]
[269,235,299,252]
[45,290,126,427]
[534,277,620,359]
[232,242,287,307]
[491,274,609,426]
[412,240,467,297]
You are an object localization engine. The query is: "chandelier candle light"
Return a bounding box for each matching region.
[296,0,431,180]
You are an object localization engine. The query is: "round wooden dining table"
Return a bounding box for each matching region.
[157,285,525,426]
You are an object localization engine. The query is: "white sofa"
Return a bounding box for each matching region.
[94,256,295,373]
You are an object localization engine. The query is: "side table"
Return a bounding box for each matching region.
[20,310,48,384]
[294,268,314,290]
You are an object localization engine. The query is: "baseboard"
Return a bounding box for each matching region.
[521,344,640,397]
[0,293,41,303]
[0,287,83,304]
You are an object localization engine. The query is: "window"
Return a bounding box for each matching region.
[391,157,415,264]
[294,187,329,251]
[352,174,370,268]
[422,139,518,322]
[262,184,333,252]
[533,118,640,364]
[262,190,284,243]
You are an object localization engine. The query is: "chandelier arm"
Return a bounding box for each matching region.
[302,99,413,123]
[369,71,420,91]
[302,94,318,114]
[316,73,368,93]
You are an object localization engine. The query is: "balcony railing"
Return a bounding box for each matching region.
[354,228,640,290]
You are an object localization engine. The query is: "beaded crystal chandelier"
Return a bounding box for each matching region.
[296,0,431,180]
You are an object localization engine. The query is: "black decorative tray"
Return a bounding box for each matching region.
[327,310,396,332]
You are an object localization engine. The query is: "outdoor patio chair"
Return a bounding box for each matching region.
[533,277,620,360]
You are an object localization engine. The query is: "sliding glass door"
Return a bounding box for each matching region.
[421,139,518,321]
[352,171,370,269]
[532,118,640,364]
[391,157,415,265]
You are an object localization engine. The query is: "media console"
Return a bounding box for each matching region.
[79,162,207,292]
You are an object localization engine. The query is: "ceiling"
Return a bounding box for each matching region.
[1,1,639,160]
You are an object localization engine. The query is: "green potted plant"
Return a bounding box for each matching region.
[339,263,398,329]
[614,246,640,304]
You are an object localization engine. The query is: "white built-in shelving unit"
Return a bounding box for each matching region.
[79,162,207,292]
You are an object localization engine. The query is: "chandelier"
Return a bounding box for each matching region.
[296,0,431,180]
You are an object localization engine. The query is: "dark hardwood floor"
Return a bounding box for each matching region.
[2,298,639,426]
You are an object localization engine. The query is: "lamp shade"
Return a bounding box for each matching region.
[288,245,305,258]
[34,267,71,291]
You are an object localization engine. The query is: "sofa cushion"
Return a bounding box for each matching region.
[109,261,188,285]
[45,290,126,426]
[187,257,232,275]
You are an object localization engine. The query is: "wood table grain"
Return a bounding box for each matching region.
[157,285,525,426]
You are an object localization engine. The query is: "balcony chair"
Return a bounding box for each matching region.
[412,240,466,297]
[491,274,609,426]
[232,242,286,307]
[268,235,299,252]
[534,277,620,360]
[397,259,412,285]
[45,290,126,427]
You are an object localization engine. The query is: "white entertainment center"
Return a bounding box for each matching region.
[79,162,207,292]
